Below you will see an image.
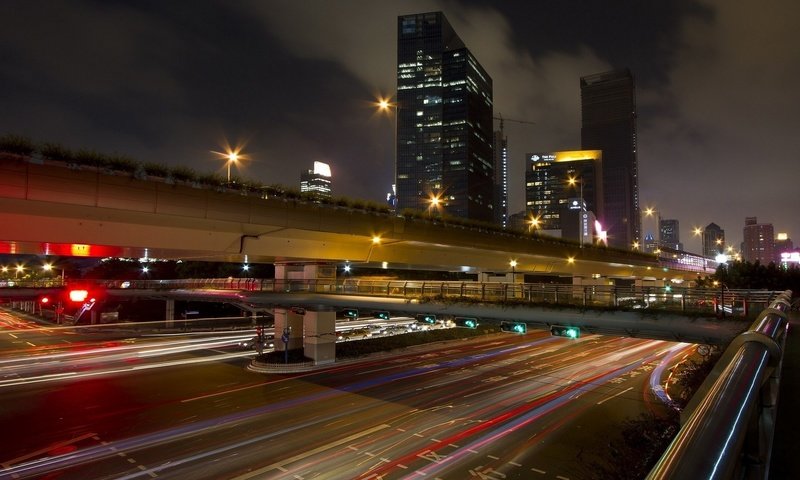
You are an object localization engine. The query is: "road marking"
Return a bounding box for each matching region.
[231,424,391,480]
[0,432,97,468]
[556,476,570,480]
[448,444,459,448]
[597,386,634,405]
[397,464,408,469]
[531,468,546,474]
[509,461,522,467]
[487,455,499,460]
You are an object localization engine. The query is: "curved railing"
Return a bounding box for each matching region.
[646,290,793,479]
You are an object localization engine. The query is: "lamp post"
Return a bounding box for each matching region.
[528,214,541,235]
[428,194,441,219]
[15,265,24,279]
[509,259,517,281]
[226,151,238,183]
[377,97,400,190]
[644,207,661,254]
[567,176,584,247]
[42,263,65,285]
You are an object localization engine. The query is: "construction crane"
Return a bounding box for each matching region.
[493,113,536,137]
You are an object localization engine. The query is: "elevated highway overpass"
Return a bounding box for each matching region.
[0,157,711,281]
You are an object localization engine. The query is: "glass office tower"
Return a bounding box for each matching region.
[580,69,640,248]
[396,12,494,222]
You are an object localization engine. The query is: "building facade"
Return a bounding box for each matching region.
[300,161,332,200]
[492,130,508,227]
[742,217,775,264]
[659,219,682,250]
[396,12,494,222]
[702,222,726,258]
[524,150,603,234]
[580,69,640,248]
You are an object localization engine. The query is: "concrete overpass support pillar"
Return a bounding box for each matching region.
[165,299,175,328]
[303,307,336,365]
[273,307,304,351]
[274,262,337,292]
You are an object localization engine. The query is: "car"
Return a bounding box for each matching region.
[238,335,274,350]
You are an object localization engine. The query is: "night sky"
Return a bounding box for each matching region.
[2,0,798,253]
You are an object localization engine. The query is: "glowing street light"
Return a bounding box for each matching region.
[15,265,24,279]
[632,241,640,251]
[528,214,541,234]
[509,259,517,281]
[42,262,65,284]
[226,151,239,183]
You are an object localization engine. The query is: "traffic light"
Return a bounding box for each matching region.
[68,289,90,303]
[374,310,390,320]
[500,321,527,334]
[664,285,672,293]
[454,317,478,329]
[550,325,580,339]
[341,308,359,319]
[416,314,436,324]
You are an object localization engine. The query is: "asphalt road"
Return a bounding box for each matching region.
[0,307,691,479]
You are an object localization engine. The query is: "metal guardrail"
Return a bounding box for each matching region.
[646,290,793,480]
[89,278,778,318]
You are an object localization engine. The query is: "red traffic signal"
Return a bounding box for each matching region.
[68,289,90,303]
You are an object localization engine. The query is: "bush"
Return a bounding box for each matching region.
[106,154,138,173]
[41,142,75,162]
[0,134,35,156]
[74,148,109,168]
[170,165,196,182]
[143,162,169,177]
[197,172,225,187]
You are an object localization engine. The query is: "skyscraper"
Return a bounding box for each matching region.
[702,222,725,258]
[659,219,682,250]
[492,130,508,227]
[580,69,639,248]
[396,12,494,222]
[300,161,332,200]
[742,217,775,264]
[525,150,603,234]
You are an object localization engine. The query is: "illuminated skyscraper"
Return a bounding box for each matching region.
[742,217,775,264]
[492,130,508,227]
[396,12,494,222]
[580,69,639,248]
[524,150,603,234]
[659,219,682,250]
[300,161,332,200]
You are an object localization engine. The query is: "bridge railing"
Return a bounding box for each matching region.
[88,278,780,317]
[646,290,793,479]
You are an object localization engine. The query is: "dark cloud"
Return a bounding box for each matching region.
[0,0,797,251]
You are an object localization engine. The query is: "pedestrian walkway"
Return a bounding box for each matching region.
[769,307,799,479]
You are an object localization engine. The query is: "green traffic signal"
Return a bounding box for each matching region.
[550,325,580,338]
[374,311,390,320]
[455,317,478,329]
[500,321,527,334]
[416,314,436,324]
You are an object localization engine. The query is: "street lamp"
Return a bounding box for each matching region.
[509,259,517,281]
[15,265,24,279]
[528,214,541,235]
[567,175,585,247]
[428,194,442,218]
[226,151,239,183]
[377,96,400,182]
[42,263,65,284]
[643,207,661,253]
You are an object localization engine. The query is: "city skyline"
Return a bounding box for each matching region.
[1,1,798,252]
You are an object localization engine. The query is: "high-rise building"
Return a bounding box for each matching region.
[492,130,508,227]
[742,217,775,264]
[300,161,332,200]
[525,150,603,234]
[659,219,682,250]
[702,222,725,258]
[580,69,639,248]
[396,12,494,222]
[774,232,794,263]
